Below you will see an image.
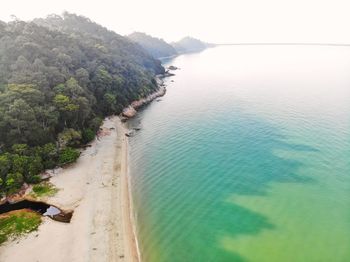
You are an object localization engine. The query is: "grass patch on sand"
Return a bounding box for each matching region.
[0,210,41,245]
[31,182,58,198]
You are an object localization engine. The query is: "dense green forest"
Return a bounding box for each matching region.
[0,13,164,196]
[128,32,178,59]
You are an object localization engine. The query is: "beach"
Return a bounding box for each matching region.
[0,116,139,262]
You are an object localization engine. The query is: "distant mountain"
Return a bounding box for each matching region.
[171,37,214,53]
[128,32,178,59]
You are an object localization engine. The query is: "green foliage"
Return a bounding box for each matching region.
[31,182,58,197]
[5,173,24,192]
[27,156,43,182]
[0,154,11,179]
[89,117,103,131]
[58,147,80,165]
[82,128,95,143]
[0,211,41,245]
[0,141,80,193]
[58,128,82,149]
[37,143,58,169]
[53,94,70,110]
[0,12,165,195]
[11,144,29,155]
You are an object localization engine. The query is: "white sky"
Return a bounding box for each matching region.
[1,0,350,44]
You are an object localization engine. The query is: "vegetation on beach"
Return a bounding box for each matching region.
[0,12,164,196]
[0,210,41,245]
[0,143,79,195]
[31,182,58,198]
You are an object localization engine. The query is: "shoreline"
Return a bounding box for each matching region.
[0,75,172,261]
[0,116,138,262]
[121,74,168,120]
[120,121,141,262]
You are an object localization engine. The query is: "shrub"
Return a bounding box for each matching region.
[31,182,58,197]
[58,128,82,149]
[11,144,29,155]
[27,175,41,184]
[82,128,95,143]
[5,173,24,192]
[37,143,59,169]
[89,117,103,132]
[58,147,80,165]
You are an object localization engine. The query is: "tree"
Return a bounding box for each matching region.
[37,143,58,169]
[4,99,38,145]
[12,144,29,155]
[27,156,43,183]
[58,128,82,149]
[6,173,24,192]
[0,12,165,195]
[82,129,95,143]
[75,68,90,87]
[0,154,11,179]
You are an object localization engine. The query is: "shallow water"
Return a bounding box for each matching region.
[129,45,350,262]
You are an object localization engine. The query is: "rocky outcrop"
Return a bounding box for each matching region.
[121,106,137,119]
[121,86,166,120]
[168,65,178,70]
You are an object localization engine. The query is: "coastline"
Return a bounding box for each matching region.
[0,116,138,262]
[121,85,166,119]
[120,121,141,262]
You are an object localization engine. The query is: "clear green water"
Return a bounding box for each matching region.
[128,46,350,262]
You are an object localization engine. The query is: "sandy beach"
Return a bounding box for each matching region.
[0,116,139,262]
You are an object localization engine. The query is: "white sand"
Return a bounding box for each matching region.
[0,116,139,262]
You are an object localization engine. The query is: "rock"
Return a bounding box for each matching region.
[121,106,137,118]
[168,65,178,70]
[125,132,134,137]
[119,79,167,120]
[52,210,73,223]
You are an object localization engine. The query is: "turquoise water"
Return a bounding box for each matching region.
[128,46,350,262]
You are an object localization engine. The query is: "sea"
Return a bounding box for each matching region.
[128,45,350,262]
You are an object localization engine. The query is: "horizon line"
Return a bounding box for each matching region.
[214,43,350,47]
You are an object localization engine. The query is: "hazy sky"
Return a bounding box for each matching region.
[1,0,350,44]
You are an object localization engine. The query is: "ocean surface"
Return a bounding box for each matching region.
[128,45,350,262]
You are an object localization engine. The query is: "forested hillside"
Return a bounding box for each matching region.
[0,13,164,195]
[128,32,178,58]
